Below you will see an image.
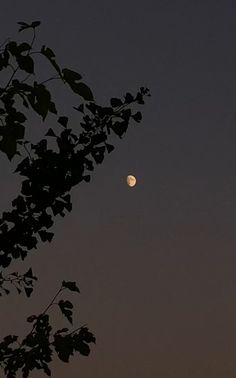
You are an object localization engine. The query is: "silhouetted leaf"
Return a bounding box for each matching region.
[124,92,134,103]
[55,328,69,334]
[83,175,90,182]
[18,21,30,32]
[45,128,56,137]
[18,21,29,27]
[58,116,68,128]
[75,341,90,356]
[0,255,11,268]
[24,268,33,278]
[62,68,82,82]
[136,92,144,104]
[0,125,25,160]
[41,46,55,59]
[12,195,27,212]
[41,45,61,76]
[3,335,18,345]
[110,97,122,107]
[73,104,84,113]
[79,327,96,344]
[53,334,72,362]
[51,200,65,216]
[16,55,34,74]
[27,315,37,323]
[62,281,80,293]
[7,41,18,56]
[69,82,94,101]
[58,300,73,324]
[16,287,22,294]
[49,101,57,114]
[97,106,113,117]
[28,84,52,120]
[91,146,105,164]
[18,21,41,32]
[121,108,131,121]
[31,21,41,28]
[15,156,30,173]
[24,268,35,279]
[24,287,33,297]
[43,365,51,376]
[132,111,142,122]
[38,230,54,242]
[18,42,31,53]
[111,121,128,138]
[105,143,114,153]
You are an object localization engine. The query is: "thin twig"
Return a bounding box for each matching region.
[39,76,61,85]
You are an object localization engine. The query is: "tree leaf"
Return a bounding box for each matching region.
[124,92,134,103]
[18,22,29,26]
[62,68,82,82]
[58,116,68,128]
[62,281,80,293]
[43,365,51,376]
[24,268,33,279]
[132,111,142,122]
[45,128,56,137]
[27,315,37,323]
[41,46,55,59]
[18,42,31,53]
[3,335,18,345]
[18,21,30,32]
[29,84,52,120]
[55,328,69,334]
[0,125,25,160]
[105,143,114,153]
[53,334,73,362]
[7,41,18,56]
[68,82,94,101]
[38,230,54,242]
[24,287,33,297]
[73,104,84,113]
[110,98,123,107]
[41,45,61,76]
[111,121,128,138]
[16,55,34,74]
[31,21,41,28]
[58,300,73,323]
[75,341,90,356]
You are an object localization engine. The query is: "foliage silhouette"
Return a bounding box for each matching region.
[0,281,95,377]
[0,21,150,377]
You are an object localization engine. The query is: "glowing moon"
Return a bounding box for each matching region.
[127,175,136,187]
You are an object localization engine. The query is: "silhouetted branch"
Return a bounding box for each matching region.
[0,20,149,377]
[0,281,95,377]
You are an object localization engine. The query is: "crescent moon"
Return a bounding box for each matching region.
[127,175,137,187]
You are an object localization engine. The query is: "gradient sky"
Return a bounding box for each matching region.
[1,1,236,377]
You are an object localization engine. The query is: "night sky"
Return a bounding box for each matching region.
[1,1,236,377]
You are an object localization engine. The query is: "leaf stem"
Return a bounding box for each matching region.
[41,285,65,315]
[4,66,19,90]
[39,76,61,85]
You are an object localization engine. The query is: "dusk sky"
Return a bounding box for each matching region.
[1,1,236,377]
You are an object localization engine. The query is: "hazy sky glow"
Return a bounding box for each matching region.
[1,1,236,377]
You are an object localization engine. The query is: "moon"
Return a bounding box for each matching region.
[127,175,137,187]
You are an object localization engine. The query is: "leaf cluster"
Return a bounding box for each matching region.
[0,267,37,297]
[0,21,150,378]
[0,82,149,269]
[0,21,93,160]
[0,281,95,377]
[0,23,149,271]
